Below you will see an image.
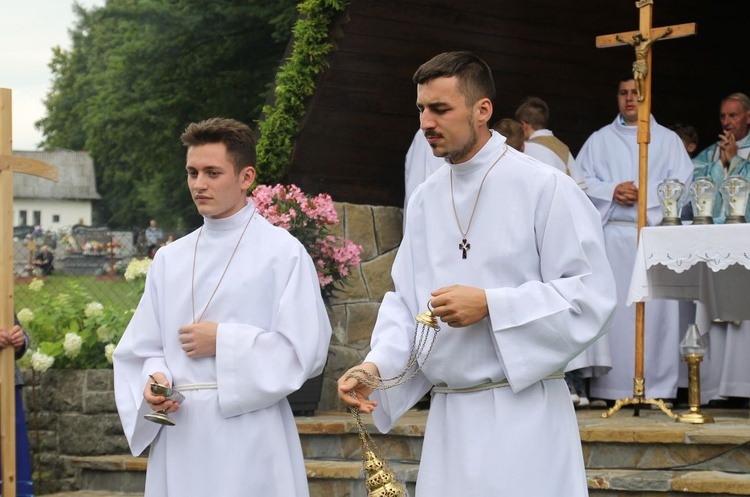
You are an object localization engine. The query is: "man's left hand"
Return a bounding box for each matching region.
[430,285,488,327]
[178,322,218,358]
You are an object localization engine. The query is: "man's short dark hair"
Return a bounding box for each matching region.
[413,51,496,105]
[618,70,635,86]
[181,117,256,173]
[669,123,699,147]
[515,96,549,130]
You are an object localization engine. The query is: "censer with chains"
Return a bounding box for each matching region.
[346,303,441,497]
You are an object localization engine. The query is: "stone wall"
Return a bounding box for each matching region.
[22,369,128,495]
[19,202,404,493]
[322,202,403,411]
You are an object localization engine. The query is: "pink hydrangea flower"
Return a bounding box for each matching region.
[250,184,363,302]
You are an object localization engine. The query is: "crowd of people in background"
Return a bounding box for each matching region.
[404,74,750,411]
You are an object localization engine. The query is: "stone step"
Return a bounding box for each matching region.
[61,408,750,496]
[588,469,750,496]
[63,455,750,496]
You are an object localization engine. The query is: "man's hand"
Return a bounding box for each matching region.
[144,371,180,413]
[337,362,380,414]
[178,321,218,358]
[0,325,25,351]
[613,181,638,206]
[719,131,737,166]
[430,285,488,327]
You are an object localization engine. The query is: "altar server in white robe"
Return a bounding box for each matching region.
[339,51,617,497]
[572,75,693,402]
[113,118,332,497]
[692,92,750,405]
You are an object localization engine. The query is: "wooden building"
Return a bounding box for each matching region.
[282,0,749,207]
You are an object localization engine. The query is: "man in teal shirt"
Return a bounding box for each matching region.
[692,92,750,222]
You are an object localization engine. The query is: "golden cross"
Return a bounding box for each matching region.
[0,88,58,497]
[595,2,696,421]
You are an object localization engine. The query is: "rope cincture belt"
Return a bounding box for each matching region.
[173,382,218,391]
[431,371,565,394]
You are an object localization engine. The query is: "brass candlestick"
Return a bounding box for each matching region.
[677,354,713,424]
[676,324,713,424]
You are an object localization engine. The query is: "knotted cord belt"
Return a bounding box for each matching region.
[432,371,565,394]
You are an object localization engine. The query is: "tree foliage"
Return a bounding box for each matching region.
[37,0,299,229]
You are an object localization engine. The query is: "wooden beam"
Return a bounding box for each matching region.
[0,155,59,182]
[0,88,17,497]
[596,22,696,48]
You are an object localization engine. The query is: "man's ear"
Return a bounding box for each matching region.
[475,97,493,127]
[241,166,256,190]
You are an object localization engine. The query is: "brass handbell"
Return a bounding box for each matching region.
[363,451,406,497]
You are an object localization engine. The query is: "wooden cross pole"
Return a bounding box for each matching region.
[595,2,696,419]
[0,88,58,497]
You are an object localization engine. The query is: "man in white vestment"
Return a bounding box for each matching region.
[516,96,595,407]
[692,93,750,407]
[338,51,617,497]
[113,118,332,497]
[573,75,693,403]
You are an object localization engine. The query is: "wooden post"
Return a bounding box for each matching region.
[0,89,58,497]
[595,2,696,419]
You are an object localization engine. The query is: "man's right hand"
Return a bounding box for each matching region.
[337,362,380,414]
[144,372,180,413]
[613,181,638,206]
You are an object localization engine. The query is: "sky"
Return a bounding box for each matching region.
[0,0,105,151]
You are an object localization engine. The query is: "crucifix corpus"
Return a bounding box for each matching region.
[0,88,58,497]
[595,1,696,420]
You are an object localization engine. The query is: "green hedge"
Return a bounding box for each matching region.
[255,0,349,183]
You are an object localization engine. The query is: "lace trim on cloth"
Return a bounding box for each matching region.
[639,224,750,273]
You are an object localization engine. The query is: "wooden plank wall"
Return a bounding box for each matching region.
[282,0,749,207]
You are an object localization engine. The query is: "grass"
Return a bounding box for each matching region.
[14,273,142,312]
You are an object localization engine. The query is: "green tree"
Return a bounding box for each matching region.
[37,0,299,229]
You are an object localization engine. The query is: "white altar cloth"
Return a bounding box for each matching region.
[627,224,750,333]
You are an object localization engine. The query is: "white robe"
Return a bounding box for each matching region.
[573,115,694,400]
[113,203,332,497]
[524,128,578,175]
[367,132,617,496]
[404,129,447,215]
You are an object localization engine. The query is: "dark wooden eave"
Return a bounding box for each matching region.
[282,0,749,207]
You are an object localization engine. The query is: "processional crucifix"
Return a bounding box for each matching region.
[0,88,58,497]
[596,1,696,419]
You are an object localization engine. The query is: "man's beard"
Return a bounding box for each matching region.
[445,117,477,163]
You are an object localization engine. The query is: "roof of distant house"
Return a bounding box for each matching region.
[12,150,100,200]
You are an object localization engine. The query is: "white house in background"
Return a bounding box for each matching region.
[12,150,100,229]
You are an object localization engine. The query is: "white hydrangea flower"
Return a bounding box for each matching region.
[124,258,152,281]
[105,343,116,364]
[85,301,104,318]
[28,278,44,292]
[96,324,115,343]
[17,308,34,327]
[63,332,83,358]
[30,350,55,372]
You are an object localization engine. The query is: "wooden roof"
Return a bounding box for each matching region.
[282,0,749,207]
[13,150,100,200]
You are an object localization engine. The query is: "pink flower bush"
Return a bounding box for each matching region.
[250,184,362,302]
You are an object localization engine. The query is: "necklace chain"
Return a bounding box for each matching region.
[191,208,256,323]
[450,146,507,259]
